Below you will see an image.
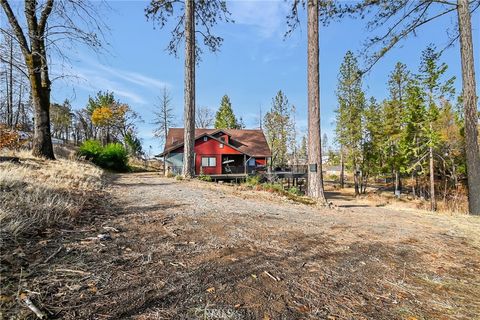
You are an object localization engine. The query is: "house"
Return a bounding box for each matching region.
[157,128,271,177]
[324,165,342,176]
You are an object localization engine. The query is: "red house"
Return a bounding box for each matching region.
[158,128,271,177]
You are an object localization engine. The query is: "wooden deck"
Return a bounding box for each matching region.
[207,173,248,181]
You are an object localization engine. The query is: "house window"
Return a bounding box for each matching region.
[220,137,225,142]
[248,158,256,166]
[219,143,224,148]
[201,156,216,167]
[203,136,208,142]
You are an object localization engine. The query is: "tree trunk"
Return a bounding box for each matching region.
[306,0,327,203]
[354,168,360,197]
[28,54,55,159]
[182,0,196,178]
[458,0,480,215]
[394,169,399,195]
[340,148,345,188]
[411,172,416,198]
[8,36,14,128]
[429,145,437,211]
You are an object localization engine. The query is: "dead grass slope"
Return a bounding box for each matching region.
[0,150,104,243]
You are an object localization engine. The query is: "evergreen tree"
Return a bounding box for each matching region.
[214,95,241,129]
[335,51,366,196]
[264,90,292,168]
[383,62,411,194]
[298,135,307,161]
[362,97,383,190]
[399,79,428,198]
[418,45,456,211]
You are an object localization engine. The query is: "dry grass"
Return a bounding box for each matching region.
[0,149,104,243]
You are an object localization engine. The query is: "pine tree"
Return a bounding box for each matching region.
[418,45,456,211]
[398,80,428,198]
[264,90,292,168]
[214,95,240,129]
[335,51,366,196]
[384,62,411,195]
[362,97,383,191]
[298,135,307,161]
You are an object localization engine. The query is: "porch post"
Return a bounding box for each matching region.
[244,154,247,175]
[164,153,169,177]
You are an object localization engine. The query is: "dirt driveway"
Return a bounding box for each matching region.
[7,173,480,319]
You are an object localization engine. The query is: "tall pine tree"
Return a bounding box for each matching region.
[418,45,456,211]
[335,51,366,196]
[384,62,411,195]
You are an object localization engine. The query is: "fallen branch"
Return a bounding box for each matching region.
[264,271,280,281]
[43,246,62,264]
[55,268,91,275]
[103,226,119,232]
[20,295,46,319]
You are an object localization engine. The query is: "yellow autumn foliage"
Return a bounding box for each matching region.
[91,106,114,126]
[91,104,128,127]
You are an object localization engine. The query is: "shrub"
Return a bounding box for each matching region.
[100,143,129,171]
[78,139,103,161]
[175,175,184,180]
[288,186,302,196]
[327,174,339,181]
[78,140,129,172]
[198,173,212,182]
[262,183,284,193]
[245,175,261,187]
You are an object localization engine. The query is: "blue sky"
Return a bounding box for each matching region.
[49,0,480,155]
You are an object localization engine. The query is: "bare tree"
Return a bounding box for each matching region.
[195,106,214,128]
[0,30,30,130]
[146,0,232,178]
[153,87,176,146]
[0,0,105,159]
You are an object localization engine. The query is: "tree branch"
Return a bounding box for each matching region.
[0,0,30,55]
[38,0,54,36]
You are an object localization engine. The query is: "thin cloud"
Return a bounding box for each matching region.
[95,64,171,90]
[229,0,289,38]
[73,68,148,105]
[62,55,172,105]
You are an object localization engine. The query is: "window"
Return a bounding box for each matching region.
[248,158,256,166]
[219,143,224,148]
[201,156,216,167]
[220,137,225,142]
[203,136,208,142]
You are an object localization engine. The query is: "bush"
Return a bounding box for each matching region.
[245,175,261,187]
[263,183,284,193]
[78,140,103,161]
[327,174,339,181]
[175,175,184,180]
[100,143,129,171]
[288,186,302,196]
[198,173,212,182]
[78,140,129,172]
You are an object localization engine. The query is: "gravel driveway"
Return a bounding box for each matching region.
[97,173,479,320]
